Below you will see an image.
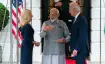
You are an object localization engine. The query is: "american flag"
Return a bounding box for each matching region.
[12,0,23,48]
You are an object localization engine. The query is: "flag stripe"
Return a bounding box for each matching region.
[12,9,16,17]
[12,19,16,27]
[12,29,16,38]
[12,0,23,48]
[18,8,21,14]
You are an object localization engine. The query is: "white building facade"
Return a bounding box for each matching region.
[0,0,105,64]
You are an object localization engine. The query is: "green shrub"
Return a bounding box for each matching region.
[0,3,9,31]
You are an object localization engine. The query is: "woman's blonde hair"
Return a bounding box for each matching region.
[21,9,32,26]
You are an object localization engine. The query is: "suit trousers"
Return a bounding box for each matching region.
[71,53,87,64]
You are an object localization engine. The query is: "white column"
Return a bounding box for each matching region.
[91,0,105,63]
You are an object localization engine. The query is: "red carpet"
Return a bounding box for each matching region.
[66,58,87,64]
[66,59,76,64]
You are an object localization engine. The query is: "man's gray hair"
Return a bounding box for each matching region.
[72,5,81,12]
[50,8,60,17]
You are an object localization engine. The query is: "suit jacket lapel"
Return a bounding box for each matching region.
[73,14,82,24]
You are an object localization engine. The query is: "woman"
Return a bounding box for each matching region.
[19,9,40,64]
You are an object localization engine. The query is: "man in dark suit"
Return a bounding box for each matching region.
[54,0,76,57]
[69,2,89,64]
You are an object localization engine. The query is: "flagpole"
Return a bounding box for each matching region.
[100,0,102,64]
[24,0,26,8]
[10,0,13,64]
[30,0,32,25]
[16,0,19,64]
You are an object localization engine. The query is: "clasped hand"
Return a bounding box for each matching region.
[33,41,40,46]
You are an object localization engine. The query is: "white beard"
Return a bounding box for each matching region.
[50,18,57,22]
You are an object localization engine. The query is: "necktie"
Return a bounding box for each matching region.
[73,18,76,24]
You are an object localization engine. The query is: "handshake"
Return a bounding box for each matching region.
[32,41,40,47]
